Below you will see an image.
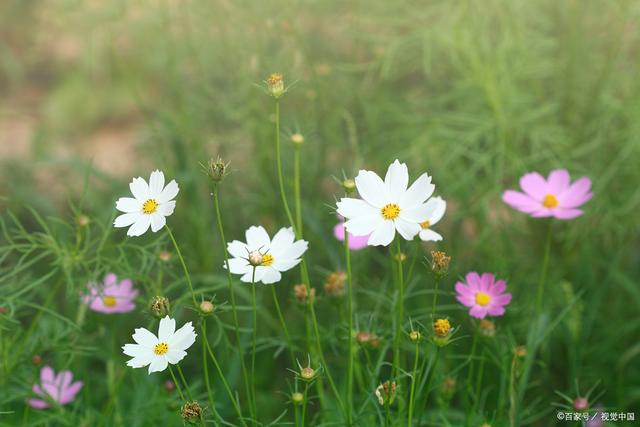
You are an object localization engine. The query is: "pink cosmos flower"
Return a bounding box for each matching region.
[334,215,369,250]
[82,273,138,314]
[28,366,83,409]
[455,272,512,319]
[502,169,592,220]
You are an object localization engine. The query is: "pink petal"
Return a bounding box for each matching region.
[59,381,83,405]
[487,305,505,316]
[465,272,481,292]
[333,223,346,241]
[547,169,570,193]
[469,305,488,319]
[103,273,117,287]
[502,191,540,213]
[57,371,72,391]
[348,234,369,250]
[40,366,54,384]
[559,177,592,208]
[493,293,512,305]
[519,172,548,200]
[27,399,49,409]
[480,273,494,292]
[492,280,507,294]
[456,294,475,307]
[552,208,583,220]
[455,282,473,297]
[531,209,554,218]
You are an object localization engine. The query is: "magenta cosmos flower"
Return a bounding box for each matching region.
[82,273,138,313]
[502,169,592,219]
[455,272,512,319]
[334,215,369,250]
[28,366,83,409]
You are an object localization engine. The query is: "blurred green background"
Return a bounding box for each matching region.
[1,0,639,425]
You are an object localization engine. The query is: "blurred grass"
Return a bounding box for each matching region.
[1,0,640,425]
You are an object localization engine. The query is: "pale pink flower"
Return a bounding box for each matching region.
[28,366,83,409]
[334,215,369,250]
[455,272,512,319]
[502,169,592,220]
[82,273,138,314]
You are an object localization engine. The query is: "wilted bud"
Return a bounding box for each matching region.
[433,318,452,347]
[266,73,285,98]
[324,272,346,298]
[573,397,589,412]
[77,214,90,227]
[478,319,496,337]
[514,345,527,358]
[291,392,304,405]
[440,376,456,400]
[206,157,229,183]
[430,251,451,277]
[294,284,315,305]
[375,381,397,406]
[248,250,264,267]
[149,296,170,318]
[181,401,203,424]
[290,133,304,145]
[159,251,172,262]
[342,179,356,195]
[199,300,215,316]
[409,330,421,342]
[31,355,42,365]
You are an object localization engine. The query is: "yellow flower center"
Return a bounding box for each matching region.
[261,253,274,266]
[420,220,431,229]
[381,203,401,220]
[142,199,159,214]
[102,296,117,307]
[542,194,558,209]
[433,319,451,337]
[154,342,169,355]
[475,292,491,306]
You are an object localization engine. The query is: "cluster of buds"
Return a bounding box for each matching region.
[355,331,381,349]
[290,133,304,146]
[375,381,397,406]
[430,251,451,277]
[180,401,203,424]
[478,319,496,337]
[324,272,346,298]
[265,73,286,98]
[206,156,229,183]
[199,299,216,316]
[432,318,453,347]
[293,284,315,306]
[149,296,170,318]
[440,376,456,401]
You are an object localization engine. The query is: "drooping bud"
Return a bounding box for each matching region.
[181,401,203,424]
[149,296,170,318]
[266,73,285,98]
[290,133,304,146]
[430,251,451,277]
[375,381,397,406]
[206,156,229,183]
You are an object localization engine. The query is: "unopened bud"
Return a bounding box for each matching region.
[342,179,356,194]
[248,250,264,267]
[77,215,90,227]
[31,355,42,365]
[478,319,496,337]
[206,157,229,183]
[149,296,170,318]
[394,252,407,263]
[199,300,215,315]
[573,397,589,411]
[181,401,203,424]
[266,73,285,98]
[291,392,304,405]
[514,345,527,358]
[294,284,315,305]
[430,251,451,276]
[290,133,304,145]
[324,272,346,298]
[409,330,421,342]
[159,251,172,262]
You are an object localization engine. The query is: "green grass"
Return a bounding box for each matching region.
[1,0,639,425]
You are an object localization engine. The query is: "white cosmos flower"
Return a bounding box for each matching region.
[122,316,196,374]
[418,196,446,242]
[114,170,179,237]
[225,226,308,284]
[336,159,440,247]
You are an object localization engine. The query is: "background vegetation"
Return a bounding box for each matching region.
[1,0,639,425]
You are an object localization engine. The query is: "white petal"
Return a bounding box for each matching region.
[343,214,383,236]
[150,214,166,232]
[129,177,149,201]
[395,218,420,240]
[399,173,434,208]
[127,216,151,237]
[280,240,308,261]
[241,266,265,283]
[261,268,282,284]
[125,350,154,368]
[245,226,270,250]
[428,197,446,225]
[148,357,168,374]
[400,201,437,222]
[168,322,196,351]
[114,212,140,228]
[355,170,388,208]
[227,257,251,274]
[166,350,187,364]
[273,258,301,271]
[227,240,249,258]
[270,228,295,256]
[148,170,165,198]
[384,159,409,201]
[122,343,147,357]
[157,200,176,217]
[336,198,376,219]
[158,180,179,203]
[419,229,443,241]
[116,197,141,213]
[158,316,176,342]
[132,328,158,348]
[367,220,395,246]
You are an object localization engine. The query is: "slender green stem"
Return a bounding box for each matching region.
[294,145,303,235]
[407,341,420,426]
[202,322,221,424]
[431,278,440,320]
[176,364,193,401]
[392,238,405,380]
[164,225,197,308]
[345,231,354,425]
[271,285,295,363]
[301,383,309,427]
[422,347,440,418]
[274,100,296,233]
[250,268,258,419]
[212,186,253,416]
[168,366,186,402]
[535,221,553,315]
[464,330,479,425]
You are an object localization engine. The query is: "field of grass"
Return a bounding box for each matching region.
[1,0,639,426]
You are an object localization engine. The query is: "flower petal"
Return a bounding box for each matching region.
[273,258,301,271]
[519,172,547,200]
[355,169,388,208]
[227,257,251,274]
[336,197,377,219]
[552,208,583,220]
[261,268,282,284]
[547,169,570,194]
[227,240,249,258]
[394,218,420,240]
[400,200,437,222]
[169,322,196,351]
[469,305,488,319]
[158,200,176,217]
[280,240,308,261]
[150,214,166,232]
[132,328,158,348]
[114,212,140,228]
[40,366,55,384]
[367,220,395,247]
[166,350,188,364]
[344,215,383,237]
[148,170,165,198]
[270,227,295,256]
[148,357,168,374]
[559,177,592,208]
[127,216,151,237]
[384,159,409,201]
[419,229,442,242]
[245,226,270,250]
[159,180,179,203]
[158,316,176,343]
[399,172,434,208]
[502,191,540,213]
[116,197,141,213]
[129,177,150,201]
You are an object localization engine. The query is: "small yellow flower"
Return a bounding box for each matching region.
[433,319,451,337]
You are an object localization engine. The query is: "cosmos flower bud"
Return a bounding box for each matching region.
[181,401,203,424]
[375,381,397,406]
[573,397,589,411]
[294,284,315,305]
[291,392,304,405]
[199,300,215,316]
[159,251,172,262]
[394,252,407,263]
[149,296,170,318]
[440,376,456,400]
[515,345,527,358]
[247,250,264,267]
[290,133,304,145]
[430,251,451,277]
[295,357,321,383]
[206,157,229,183]
[342,178,356,195]
[433,318,452,347]
[77,214,90,227]
[355,331,381,349]
[324,272,346,298]
[266,73,285,98]
[164,380,175,392]
[408,330,421,342]
[31,355,42,365]
[478,319,496,337]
